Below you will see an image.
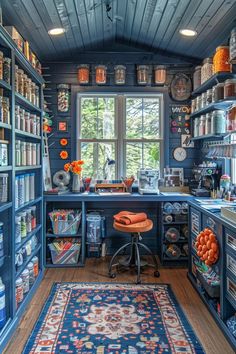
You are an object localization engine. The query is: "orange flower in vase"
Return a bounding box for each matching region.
[64,160,84,193]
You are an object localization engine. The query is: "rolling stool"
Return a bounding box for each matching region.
[108,219,160,284]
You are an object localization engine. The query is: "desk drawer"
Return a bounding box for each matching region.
[226,275,236,310]
[227,253,236,277]
[226,229,236,255]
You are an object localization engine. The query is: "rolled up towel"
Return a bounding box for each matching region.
[114,211,147,225]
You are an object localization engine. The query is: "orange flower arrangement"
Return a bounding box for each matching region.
[64,160,84,175]
[60,150,68,160]
[60,138,68,146]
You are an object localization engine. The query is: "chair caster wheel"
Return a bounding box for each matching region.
[109,273,116,279]
[154,270,160,278]
[136,280,141,284]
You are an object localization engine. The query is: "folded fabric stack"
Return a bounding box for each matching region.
[113,211,147,225]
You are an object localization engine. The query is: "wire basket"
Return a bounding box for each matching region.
[49,243,81,264]
[50,211,81,235]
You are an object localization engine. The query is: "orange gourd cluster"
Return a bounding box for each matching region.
[195,228,219,266]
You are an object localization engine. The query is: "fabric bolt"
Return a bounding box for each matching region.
[113,211,147,225]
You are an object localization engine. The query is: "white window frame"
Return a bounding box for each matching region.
[77,92,164,178]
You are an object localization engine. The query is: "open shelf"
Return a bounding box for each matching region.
[15,197,42,212]
[0,166,12,172]
[15,165,41,171]
[0,122,11,130]
[0,79,11,91]
[190,98,236,118]
[15,225,42,253]
[191,134,223,141]
[46,233,82,238]
[46,262,84,268]
[0,202,12,213]
[15,129,41,140]
[163,256,188,261]
[16,244,41,278]
[15,92,42,113]
[192,72,236,96]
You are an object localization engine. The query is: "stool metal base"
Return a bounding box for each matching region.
[108,232,160,284]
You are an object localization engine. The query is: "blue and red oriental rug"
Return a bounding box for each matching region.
[23,283,204,353]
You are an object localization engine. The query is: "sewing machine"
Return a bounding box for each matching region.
[138,168,160,194]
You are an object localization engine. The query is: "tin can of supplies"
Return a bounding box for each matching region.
[0,140,8,166]
[0,174,8,202]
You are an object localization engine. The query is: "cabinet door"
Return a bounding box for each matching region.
[225,228,236,256]
[190,207,201,236]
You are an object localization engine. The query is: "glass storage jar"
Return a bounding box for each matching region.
[224,79,236,99]
[206,88,213,105]
[3,57,11,84]
[201,92,207,108]
[15,105,20,130]
[194,117,200,137]
[57,84,70,112]
[31,82,36,105]
[18,69,24,95]
[211,110,226,134]
[19,108,25,131]
[2,97,10,124]
[201,58,213,84]
[0,51,3,80]
[154,65,166,85]
[213,46,231,73]
[230,27,236,62]
[15,277,24,307]
[32,256,39,277]
[77,64,89,84]
[196,95,202,111]
[20,141,26,166]
[25,112,31,133]
[193,66,201,90]
[15,65,19,92]
[15,140,21,166]
[212,83,225,102]
[198,115,206,136]
[226,105,236,131]
[95,65,107,84]
[137,65,149,85]
[205,112,212,135]
[35,85,39,107]
[114,65,126,85]
[24,77,31,102]
[191,98,196,113]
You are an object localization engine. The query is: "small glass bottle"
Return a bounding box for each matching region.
[77,64,89,84]
[137,65,149,85]
[114,65,126,85]
[3,57,11,84]
[95,65,107,84]
[154,65,166,85]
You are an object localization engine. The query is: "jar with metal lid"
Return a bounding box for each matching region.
[154,65,166,85]
[15,105,20,130]
[224,79,236,99]
[25,112,30,133]
[15,277,24,306]
[95,65,107,85]
[194,117,200,137]
[24,174,29,203]
[0,140,8,166]
[2,97,10,124]
[137,65,149,85]
[24,77,31,102]
[205,112,212,135]
[15,65,19,92]
[36,116,40,136]
[31,82,36,105]
[18,175,25,206]
[198,115,206,136]
[36,144,40,165]
[3,57,11,84]
[57,84,70,112]
[0,173,8,203]
[35,85,39,107]
[31,206,36,229]
[114,65,126,85]
[211,110,226,134]
[213,46,231,74]
[15,140,21,166]
[193,66,201,90]
[201,58,213,84]
[206,88,212,105]
[32,256,39,277]
[196,95,202,111]
[32,143,36,165]
[77,64,89,84]
[0,222,3,258]
[21,268,29,294]
[30,114,37,135]
[27,262,35,287]
[19,108,25,131]
[20,141,26,166]
[201,92,207,109]
[230,28,236,62]
[191,98,196,113]
[26,142,32,166]
[19,211,27,238]
[18,69,24,96]
[226,105,236,131]
[212,83,225,102]
[0,52,3,80]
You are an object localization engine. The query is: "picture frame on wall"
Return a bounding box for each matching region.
[57,120,68,132]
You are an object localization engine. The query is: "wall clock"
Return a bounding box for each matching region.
[173,147,187,161]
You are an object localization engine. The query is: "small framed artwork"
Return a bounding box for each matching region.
[57,120,68,132]
[181,134,194,148]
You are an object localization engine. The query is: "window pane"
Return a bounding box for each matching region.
[126,97,160,139]
[126,142,160,177]
[126,98,142,138]
[81,142,115,179]
[80,97,115,139]
[143,98,160,138]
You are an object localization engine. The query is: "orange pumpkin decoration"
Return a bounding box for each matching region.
[60,150,68,160]
[195,228,219,266]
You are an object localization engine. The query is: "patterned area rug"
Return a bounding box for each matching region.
[23,283,204,353]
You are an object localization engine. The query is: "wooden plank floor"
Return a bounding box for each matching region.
[4,259,235,354]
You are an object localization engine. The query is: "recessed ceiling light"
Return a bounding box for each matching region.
[48,28,65,35]
[179,29,197,37]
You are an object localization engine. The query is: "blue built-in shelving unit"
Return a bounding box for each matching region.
[0,25,44,352]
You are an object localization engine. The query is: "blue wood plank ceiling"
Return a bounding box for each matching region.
[1,0,236,61]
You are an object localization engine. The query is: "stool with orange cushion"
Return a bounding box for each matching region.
[108,215,160,284]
